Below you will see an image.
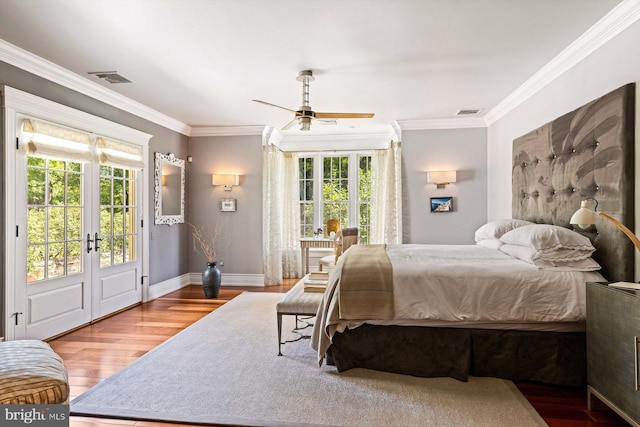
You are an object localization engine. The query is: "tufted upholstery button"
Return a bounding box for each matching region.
[571,188,576,192]
[571,148,576,153]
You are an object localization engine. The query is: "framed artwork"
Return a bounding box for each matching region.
[220,198,237,212]
[430,197,453,212]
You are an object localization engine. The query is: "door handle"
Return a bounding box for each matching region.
[94,232,102,252]
[86,233,93,253]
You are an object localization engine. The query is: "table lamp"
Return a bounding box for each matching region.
[570,197,640,251]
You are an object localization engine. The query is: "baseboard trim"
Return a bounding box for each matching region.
[147,273,192,301]
[147,273,265,301]
[190,272,265,287]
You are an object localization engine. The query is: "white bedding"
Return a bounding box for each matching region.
[336,244,605,332]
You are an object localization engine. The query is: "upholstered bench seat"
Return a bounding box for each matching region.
[0,340,69,404]
[276,276,324,355]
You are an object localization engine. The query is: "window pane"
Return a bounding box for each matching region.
[49,170,65,205]
[27,157,45,167]
[323,156,349,228]
[49,159,65,170]
[27,245,45,283]
[113,207,124,235]
[48,207,65,242]
[67,172,81,205]
[113,179,124,206]
[27,208,46,244]
[113,236,125,264]
[67,208,81,240]
[100,177,111,205]
[100,207,113,236]
[100,237,113,267]
[48,242,65,278]
[67,241,82,275]
[27,168,46,205]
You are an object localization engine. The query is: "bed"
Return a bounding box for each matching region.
[310,83,635,386]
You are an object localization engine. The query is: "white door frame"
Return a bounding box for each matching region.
[2,86,152,340]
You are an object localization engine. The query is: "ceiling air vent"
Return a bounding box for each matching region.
[456,109,482,115]
[88,71,132,84]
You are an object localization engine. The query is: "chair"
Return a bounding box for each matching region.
[318,227,358,271]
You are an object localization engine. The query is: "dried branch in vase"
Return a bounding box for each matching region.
[187,220,228,264]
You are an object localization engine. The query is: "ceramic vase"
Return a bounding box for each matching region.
[202,262,221,298]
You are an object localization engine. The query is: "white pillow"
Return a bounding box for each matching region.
[499,224,595,261]
[499,243,601,271]
[474,219,534,242]
[476,239,503,249]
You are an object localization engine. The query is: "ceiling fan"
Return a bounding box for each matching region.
[253,70,375,131]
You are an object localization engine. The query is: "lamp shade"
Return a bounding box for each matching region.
[211,174,239,186]
[427,170,456,184]
[427,171,456,188]
[569,199,598,229]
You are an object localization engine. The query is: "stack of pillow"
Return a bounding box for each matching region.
[475,219,601,271]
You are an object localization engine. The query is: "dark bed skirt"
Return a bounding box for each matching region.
[327,324,586,386]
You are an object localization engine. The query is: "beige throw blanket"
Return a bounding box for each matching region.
[311,244,393,366]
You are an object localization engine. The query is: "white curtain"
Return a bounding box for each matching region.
[263,145,301,285]
[370,141,402,244]
[281,152,302,278]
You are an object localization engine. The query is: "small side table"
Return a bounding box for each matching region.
[299,238,334,274]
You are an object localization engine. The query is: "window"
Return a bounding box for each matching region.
[26,157,83,282]
[299,152,371,243]
[99,166,138,267]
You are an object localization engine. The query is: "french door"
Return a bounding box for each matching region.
[13,153,142,340]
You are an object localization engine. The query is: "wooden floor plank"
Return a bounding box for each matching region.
[46,282,629,427]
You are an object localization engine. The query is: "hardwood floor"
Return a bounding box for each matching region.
[48,282,629,427]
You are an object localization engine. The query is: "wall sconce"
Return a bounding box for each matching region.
[427,170,456,189]
[212,174,239,191]
[161,175,167,186]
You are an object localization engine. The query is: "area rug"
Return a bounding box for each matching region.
[71,292,547,427]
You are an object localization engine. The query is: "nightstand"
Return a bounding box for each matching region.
[587,282,640,427]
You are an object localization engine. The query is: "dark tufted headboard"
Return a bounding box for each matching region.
[512,83,635,282]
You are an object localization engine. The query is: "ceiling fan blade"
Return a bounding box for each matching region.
[281,118,299,130]
[252,99,298,114]
[314,112,375,119]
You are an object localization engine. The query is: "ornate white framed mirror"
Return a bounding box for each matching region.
[154,152,185,225]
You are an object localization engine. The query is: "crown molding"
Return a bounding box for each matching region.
[2,0,636,136]
[190,125,267,137]
[397,117,488,130]
[0,39,192,136]
[484,0,640,126]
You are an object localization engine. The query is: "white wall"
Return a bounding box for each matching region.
[188,134,264,275]
[402,127,488,244]
[487,19,640,222]
[487,19,640,278]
